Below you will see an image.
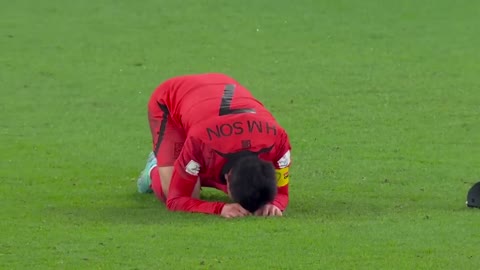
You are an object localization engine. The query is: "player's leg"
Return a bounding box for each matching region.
[150,165,200,201]
[138,87,173,195]
[144,95,200,202]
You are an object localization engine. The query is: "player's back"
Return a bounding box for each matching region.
[162,73,268,133]
[179,109,290,188]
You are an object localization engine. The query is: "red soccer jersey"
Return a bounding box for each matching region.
[158,73,292,215]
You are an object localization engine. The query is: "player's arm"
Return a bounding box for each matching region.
[255,148,291,217]
[272,167,290,211]
[254,162,289,216]
[166,168,226,215]
[166,137,249,217]
[272,132,292,211]
[165,137,224,214]
[166,166,250,217]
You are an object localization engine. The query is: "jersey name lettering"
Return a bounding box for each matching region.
[206,120,277,140]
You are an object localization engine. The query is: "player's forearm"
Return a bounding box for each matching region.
[166,196,225,215]
[272,185,289,211]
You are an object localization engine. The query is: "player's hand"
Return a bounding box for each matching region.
[220,203,251,219]
[254,203,283,217]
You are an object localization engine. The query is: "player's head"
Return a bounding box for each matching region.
[226,156,277,213]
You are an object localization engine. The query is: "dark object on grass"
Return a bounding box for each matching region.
[466,182,480,208]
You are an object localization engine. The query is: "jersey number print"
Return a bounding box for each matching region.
[219,84,256,116]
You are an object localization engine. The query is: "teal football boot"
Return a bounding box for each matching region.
[137,152,156,193]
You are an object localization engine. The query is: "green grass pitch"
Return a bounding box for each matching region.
[2,0,480,269]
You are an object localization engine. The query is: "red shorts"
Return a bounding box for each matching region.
[147,87,186,167]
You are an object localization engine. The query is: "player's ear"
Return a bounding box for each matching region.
[224,170,232,184]
[225,171,232,198]
[224,173,230,183]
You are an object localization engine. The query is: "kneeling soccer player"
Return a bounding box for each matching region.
[137,73,291,218]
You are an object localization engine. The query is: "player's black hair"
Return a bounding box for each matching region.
[228,155,277,213]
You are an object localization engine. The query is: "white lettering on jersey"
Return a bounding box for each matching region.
[277,150,291,168]
[185,160,200,176]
